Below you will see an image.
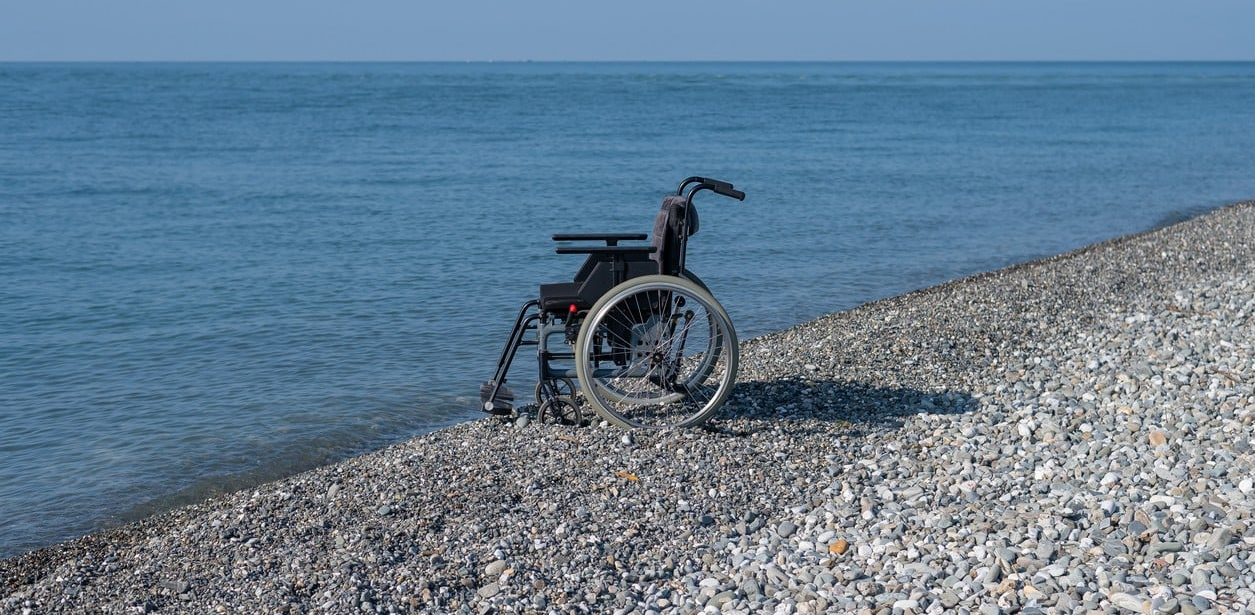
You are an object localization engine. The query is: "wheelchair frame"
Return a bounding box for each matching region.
[481,177,745,429]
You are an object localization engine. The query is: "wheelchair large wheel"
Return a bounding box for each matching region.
[594,269,722,401]
[575,275,738,429]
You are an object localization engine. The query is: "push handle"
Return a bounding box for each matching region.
[677,176,746,201]
[718,185,747,201]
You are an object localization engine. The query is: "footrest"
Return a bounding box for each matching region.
[479,381,515,415]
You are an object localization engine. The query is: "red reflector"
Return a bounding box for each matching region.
[569,304,578,313]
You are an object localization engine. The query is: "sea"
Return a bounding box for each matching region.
[3,62,1255,559]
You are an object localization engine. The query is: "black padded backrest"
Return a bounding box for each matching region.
[651,195,699,275]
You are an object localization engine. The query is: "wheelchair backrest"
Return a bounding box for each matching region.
[651,195,699,276]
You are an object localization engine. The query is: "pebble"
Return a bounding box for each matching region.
[1150,542,1185,554]
[1206,528,1233,550]
[1110,592,1149,613]
[484,560,507,577]
[3,202,1254,615]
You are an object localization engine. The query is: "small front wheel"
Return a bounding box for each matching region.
[538,396,584,426]
[575,275,738,429]
[534,377,576,405]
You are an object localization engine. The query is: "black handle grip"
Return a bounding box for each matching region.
[704,179,745,201]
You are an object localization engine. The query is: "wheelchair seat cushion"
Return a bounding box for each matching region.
[539,282,590,312]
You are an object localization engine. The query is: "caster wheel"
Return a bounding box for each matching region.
[534,377,576,405]
[538,395,583,426]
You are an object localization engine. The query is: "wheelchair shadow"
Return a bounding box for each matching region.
[707,376,980,438]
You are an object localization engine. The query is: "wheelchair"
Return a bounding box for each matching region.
[481,177,745,429]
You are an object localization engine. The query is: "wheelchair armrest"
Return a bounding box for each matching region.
[555,245,657,255]
[551,233,648,246]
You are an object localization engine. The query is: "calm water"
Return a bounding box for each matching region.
[3,62,1255,558]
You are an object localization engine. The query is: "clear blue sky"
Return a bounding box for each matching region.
[2,0,1252,62]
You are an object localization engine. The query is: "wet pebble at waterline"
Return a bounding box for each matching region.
[3,201,1254,614]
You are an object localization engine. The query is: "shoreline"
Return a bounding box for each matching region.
[4,200,1253,614]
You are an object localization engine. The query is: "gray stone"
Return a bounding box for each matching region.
[484,560,507,577]
[1150,541,1184,554]
[709,591,736,610]
[158,580,190,593]
[1205,528,1233,549]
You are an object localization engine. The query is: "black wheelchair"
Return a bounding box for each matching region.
[481,177,745,429]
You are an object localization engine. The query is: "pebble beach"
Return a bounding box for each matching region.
[3,201,1253,615]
